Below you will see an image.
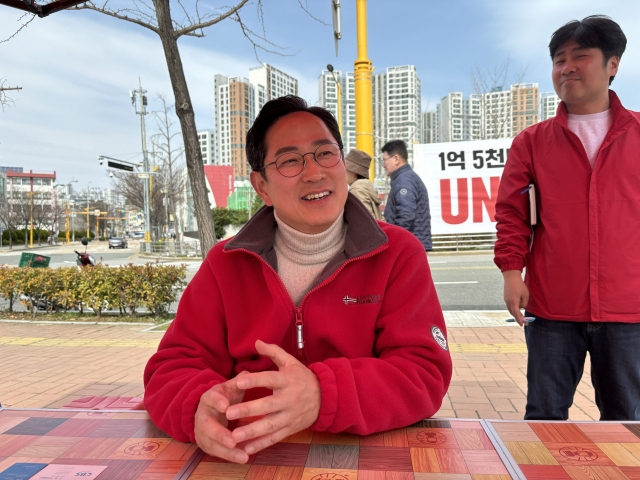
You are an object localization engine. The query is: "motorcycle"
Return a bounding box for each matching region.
[74,237,97,267]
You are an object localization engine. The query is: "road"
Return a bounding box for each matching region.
[429,253,505,311]
[0,240,200,273]
[0,242,505,311]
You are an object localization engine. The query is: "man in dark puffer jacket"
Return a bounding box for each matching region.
[382,140,432,251]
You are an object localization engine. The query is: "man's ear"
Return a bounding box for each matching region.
[250,171,273,207]
[608,56,620,76]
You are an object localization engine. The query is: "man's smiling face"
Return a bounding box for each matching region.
[250,111,348,234]
[552,39,619,112]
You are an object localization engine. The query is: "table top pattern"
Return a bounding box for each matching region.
[3,408,640,480]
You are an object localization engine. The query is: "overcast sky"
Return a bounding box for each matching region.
[1,0,639,189]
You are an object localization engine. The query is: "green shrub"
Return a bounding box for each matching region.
[0,263,187,317]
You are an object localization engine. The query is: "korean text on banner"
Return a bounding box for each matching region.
[413,139,513,235]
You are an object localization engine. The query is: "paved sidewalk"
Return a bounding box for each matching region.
[0,314,599,421]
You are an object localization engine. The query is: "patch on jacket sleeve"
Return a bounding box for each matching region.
[431,326,448,351]
[399,188,408,195]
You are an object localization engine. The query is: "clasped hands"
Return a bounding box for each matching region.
[194,340,321,463]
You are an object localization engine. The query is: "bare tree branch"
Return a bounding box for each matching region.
[0,79,22,112]
[69,1,160,34]
[296,0,329,26]
[1,12,36,43]
[174,0,248,38]
[233,9,297,63]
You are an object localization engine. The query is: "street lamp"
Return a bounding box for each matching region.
[130,79,152,243]
[327,64,343,136]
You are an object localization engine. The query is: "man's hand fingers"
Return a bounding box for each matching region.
[195,422,249,464]
[505,299,524,326]
[226,394,284,421]
[236,371,287,391]
[194,407,250,463]
[255,340,295,369]
[241,416,291,455]
[201,387,233,414]
[231,411,288,445]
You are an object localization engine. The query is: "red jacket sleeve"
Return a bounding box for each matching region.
[143,261,233,443]
[308,246,452,434]
[494,134,535,272]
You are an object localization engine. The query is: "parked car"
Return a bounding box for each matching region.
[108,237,128,249]
[131,231,145,239]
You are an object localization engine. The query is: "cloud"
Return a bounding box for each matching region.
[0,9,318,189]
[487,0,640,99]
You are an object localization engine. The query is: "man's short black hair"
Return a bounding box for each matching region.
[549,15,626,85]
[382,140,408,162]
[246,95,343,175]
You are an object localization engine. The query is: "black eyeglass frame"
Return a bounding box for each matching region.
[259,142,344,178]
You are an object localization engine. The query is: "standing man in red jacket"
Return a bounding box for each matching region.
[495,16,640,420]
[144,95,452,462]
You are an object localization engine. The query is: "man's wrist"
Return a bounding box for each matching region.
[502,270,523,281]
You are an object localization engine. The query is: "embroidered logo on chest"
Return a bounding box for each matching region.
[431,326,448,351]
[343,294,382,305]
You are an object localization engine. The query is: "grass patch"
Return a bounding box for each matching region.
[0,311,175,324]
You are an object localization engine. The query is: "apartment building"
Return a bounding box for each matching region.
[511,83,539,136]
[421,111,437,144]
[540,92,561,121]
[385,66,422,162]
[214,65,299,179]
[372,72,387,176]
[249,64,299,115]
[214,75,256,179]
[437,92,464,142]
[481,86,512,139]
[197,129,214,165]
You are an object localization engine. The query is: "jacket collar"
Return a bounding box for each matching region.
[390,163,411,181]
[225,193,388,268]
[555,90,635,133]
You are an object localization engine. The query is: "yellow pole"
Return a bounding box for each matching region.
[86,209,90,239]
[354,0,374,181]
[96,214,99,240]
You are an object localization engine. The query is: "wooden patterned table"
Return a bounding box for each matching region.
[1,408,640,479]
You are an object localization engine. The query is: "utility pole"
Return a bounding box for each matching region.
[131,79,152,244]
[29,177,34,248]
[354,0,375,180]
[86,182,91,238]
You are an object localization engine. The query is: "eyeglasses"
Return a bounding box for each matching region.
[261,142,343,178]
[382,154,396,162]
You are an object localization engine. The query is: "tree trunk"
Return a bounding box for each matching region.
[152,0,216,257]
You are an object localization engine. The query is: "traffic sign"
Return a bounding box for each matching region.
[138,173,149,179]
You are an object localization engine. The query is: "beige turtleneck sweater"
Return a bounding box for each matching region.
[273,210,346,306]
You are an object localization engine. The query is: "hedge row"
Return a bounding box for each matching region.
[1,230,95,243]
[0,263,187,317]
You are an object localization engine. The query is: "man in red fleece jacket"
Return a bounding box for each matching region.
[144,95,452,463]
[495,16,640,421]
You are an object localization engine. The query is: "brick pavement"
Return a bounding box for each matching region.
[0,319,599,421]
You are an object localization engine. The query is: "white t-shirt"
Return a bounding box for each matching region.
[567,109,612,168]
